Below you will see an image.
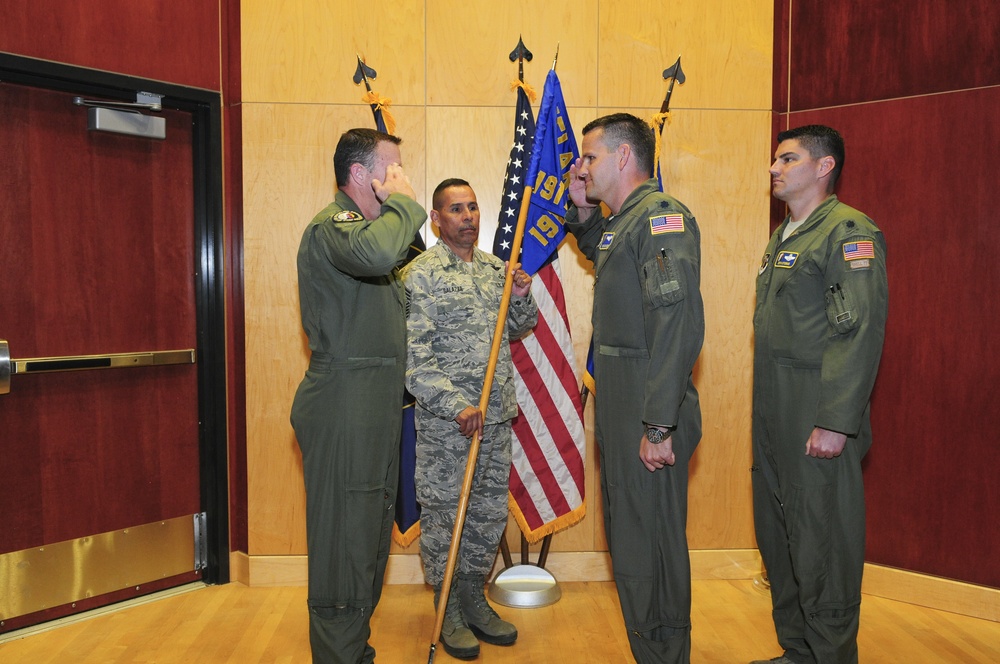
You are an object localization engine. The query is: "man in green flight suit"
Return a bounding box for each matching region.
[565,113,705,664]
[290,128,427,664]
[750,125,888,664]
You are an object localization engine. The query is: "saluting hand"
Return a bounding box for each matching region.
[372,163,416,203]
[568,158,596,210]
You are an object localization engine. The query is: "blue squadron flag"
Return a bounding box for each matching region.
[520,70,578,276]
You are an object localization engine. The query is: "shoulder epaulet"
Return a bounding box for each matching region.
[835,217,878,239]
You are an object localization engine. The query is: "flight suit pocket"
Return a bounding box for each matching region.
[825,282,859,334]
[344,483,388,581]
[641,250,684,308]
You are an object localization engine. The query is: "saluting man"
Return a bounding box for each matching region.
[750,125,888,664]
[565,113,705,664]
[290,128,426,664]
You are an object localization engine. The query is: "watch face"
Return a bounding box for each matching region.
[646,428,665,444]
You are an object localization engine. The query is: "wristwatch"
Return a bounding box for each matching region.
[645,426,674,444]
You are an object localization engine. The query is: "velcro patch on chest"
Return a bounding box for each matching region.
[333,210,364,222]
[775,251,798,268]
[649,213,684,235]
[599,232,615,250]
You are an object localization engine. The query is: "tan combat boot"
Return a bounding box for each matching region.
[434,586,480,660]
[455,574,518,646]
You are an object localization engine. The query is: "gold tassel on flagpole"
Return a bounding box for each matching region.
[510,79,538,103]
[648,111,671,179]
[361,91,396,135]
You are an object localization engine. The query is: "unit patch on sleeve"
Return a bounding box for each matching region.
[333,210,364,222]
[758,252,772,275]
[842,240,875,261]
[649,213,684,235]
[774,251,798,268]
[599,232,615,250]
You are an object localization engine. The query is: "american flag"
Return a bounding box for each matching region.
[650,213,685,235]
[843,240,875,261]
[494,76,586,543]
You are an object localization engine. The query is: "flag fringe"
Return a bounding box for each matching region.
[507,494,586,545]
[391,521,421,548]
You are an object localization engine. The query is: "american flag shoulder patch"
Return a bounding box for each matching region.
[843,240,875,261]
[650,213,684,235]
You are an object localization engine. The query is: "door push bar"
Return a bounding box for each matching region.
[0,339,195,395]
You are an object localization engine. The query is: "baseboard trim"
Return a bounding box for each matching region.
[231,550,998,623]
[862,563,999,622]
[232,549,761,588]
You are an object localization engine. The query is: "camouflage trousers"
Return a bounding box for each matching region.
[415,417,511,586]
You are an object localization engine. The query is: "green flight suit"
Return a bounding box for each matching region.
[752,195,888,664]
[566,179,704,664]
[290,189,426,664]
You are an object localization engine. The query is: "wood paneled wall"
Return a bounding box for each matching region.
[241,0,774,561]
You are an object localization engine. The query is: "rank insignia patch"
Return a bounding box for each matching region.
[599,232,615,250]
[650,213,684,235]
[333,210,364,222]
[759,253,771,275]
[843,240,875,261]
[775,251,798,268]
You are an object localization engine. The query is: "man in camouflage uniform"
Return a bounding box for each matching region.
[402,179,537,660]
[290,128,426,664]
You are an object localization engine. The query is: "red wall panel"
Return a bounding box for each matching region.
[777,0,1000,590]
[220,0,248,552]
[0,0,221,91]
[772,0,790,112]
[783,86,1000,588]
[788,0,1000,111]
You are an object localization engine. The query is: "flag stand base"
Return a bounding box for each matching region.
[489,564,561,608]
[488,529,561,608]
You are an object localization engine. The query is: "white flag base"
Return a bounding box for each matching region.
[488,564,562,608]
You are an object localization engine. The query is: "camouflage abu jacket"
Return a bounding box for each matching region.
[402,241,538,428]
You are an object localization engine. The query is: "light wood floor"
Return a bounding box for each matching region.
[1,580,998,663]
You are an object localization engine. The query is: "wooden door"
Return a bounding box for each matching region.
[0,78,208,632]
